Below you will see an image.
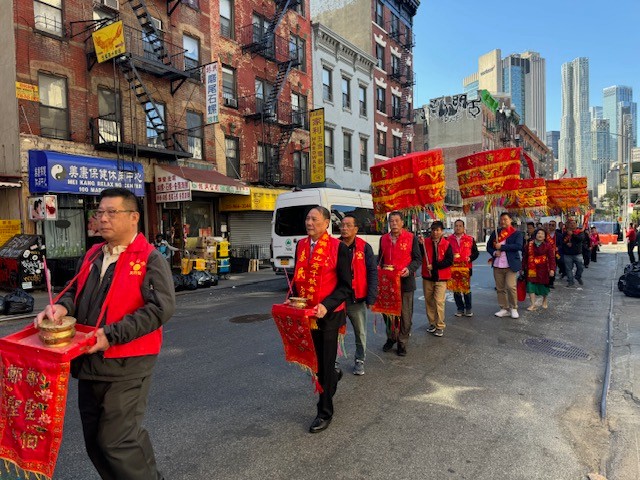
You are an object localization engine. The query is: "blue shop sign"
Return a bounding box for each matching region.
[29,150,145,196]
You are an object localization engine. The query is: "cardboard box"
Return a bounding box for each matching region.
[196,236,216,248]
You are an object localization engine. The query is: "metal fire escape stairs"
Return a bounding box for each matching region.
[398,30,415,152]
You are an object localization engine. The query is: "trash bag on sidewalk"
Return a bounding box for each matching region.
[4,289,35,315]
[623,270,640,298]
[618,274,627,292]
[0,295,5,315]
[182,272,198,291]
[191,270,213,288]
[172,273,185,292]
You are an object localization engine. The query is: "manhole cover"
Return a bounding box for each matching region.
[229,313,272,324]
[523,338,590,360]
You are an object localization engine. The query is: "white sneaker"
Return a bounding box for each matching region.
[495,308,509,317]
[510,309,519,319]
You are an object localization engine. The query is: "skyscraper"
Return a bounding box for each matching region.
[590,106,603,120]
[603,85,637,161]
[546,131,560,159]
[591,118,611,187]
[559,57,592,189]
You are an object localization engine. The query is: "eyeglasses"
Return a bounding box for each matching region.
[95,209,135,219]
[341,223,356,228]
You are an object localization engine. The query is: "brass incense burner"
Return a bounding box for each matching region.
[288,297,309,309]
[38,316,77,347]
[382,265,395,271]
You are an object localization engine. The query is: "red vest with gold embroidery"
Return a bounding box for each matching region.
[380,229,414,271]
[351,236,368,300]
[295,235,345,312]
[75,233,162,358]
[422,236,452,280]
[449,234,474,268]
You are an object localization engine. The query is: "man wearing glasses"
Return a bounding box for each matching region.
[340,214,378,375]
[36,187,175,480]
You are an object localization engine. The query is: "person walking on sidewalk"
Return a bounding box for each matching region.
[379,212,422,356]
[523,228,556,311]
[447,219,479,317]
[562,218,586,287]
[291,206,351,433]
[589,226,601,263]
[340,214,378,376]
[421,221,453,337]
[626,223,637,264]
[487,212,524,319]
[35,188,176,480]
[546,220,560,289]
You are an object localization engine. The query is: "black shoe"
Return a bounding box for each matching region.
[577,278,583,286]
[426,324,437,333]
[335,368,343,382]
[397,345,407,356]
[382,339,396,352]
[309,417,331,433]
[433,328,444,337]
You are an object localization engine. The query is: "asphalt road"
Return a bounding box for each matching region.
[0,252,622,479]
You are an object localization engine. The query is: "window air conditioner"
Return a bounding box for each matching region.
[95,0,119,11]
[224,97,238,108]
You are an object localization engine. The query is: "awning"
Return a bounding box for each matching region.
[155,165,249,203]
[0,181,21,188]
[219,186,290,212]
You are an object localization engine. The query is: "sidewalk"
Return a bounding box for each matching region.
[0,267,282,323]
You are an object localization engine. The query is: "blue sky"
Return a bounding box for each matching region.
[413,0,640,133]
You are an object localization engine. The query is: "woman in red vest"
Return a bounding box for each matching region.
[421,221,453,337]
[523,228,556,310]
[292,206,351,433]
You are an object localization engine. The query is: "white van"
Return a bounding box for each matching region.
[271,188,383,275]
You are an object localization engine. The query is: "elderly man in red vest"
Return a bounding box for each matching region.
[447,219,479,317]
[421,221,454,337]
[379,211,422,356]
[340,214,378,376]
[35,187,175,480]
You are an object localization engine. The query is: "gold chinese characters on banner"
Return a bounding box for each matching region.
[309,109,325,183]
[92,21,126,63]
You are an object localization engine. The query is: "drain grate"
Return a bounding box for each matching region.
[229,313,272,324]
[523,338,590,360]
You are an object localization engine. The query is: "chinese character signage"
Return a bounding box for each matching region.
[309,109,325,183]
[0,220,21,247]
[28,151,145,196]
[205,62,219,124]
[92,20,126,63]
[15,82,39,102]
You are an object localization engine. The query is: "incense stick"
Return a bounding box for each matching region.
[42,256,57,323]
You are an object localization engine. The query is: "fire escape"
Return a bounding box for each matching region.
[389,21,416,153]
[80,0,195,160]
[238,0,303,185]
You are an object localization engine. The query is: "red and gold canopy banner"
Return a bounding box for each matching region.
[546,177,590,213]
[370,150,445,222]
[456,147,522,209]
[505,178,548,215]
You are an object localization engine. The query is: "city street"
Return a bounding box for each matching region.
[0,248,637,479]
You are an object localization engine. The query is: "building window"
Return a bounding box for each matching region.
[359,85,367,117]
[183,35,200,71]
[292,0,304,17]
[294,151,309,184]
[391,94,401,118]
[291,92,308,129]
[222,66,237,107]
[343,132,352,169]
[376,87,386,114]
[258,143,276,182]
[97,87,121,143]
[322,67,333,102]
[360,137,368,171]
[342,77,351,110]
[390,13,399,37]
[182,0,199,9]
[289,34,306,71]
[145,101,166,148]
[377,131,386,156]
[376,45,385,70]
[142,17,163,61]
[34,0,63,37]
[255,78,274,114]
[186,110,203,159]
[252,14,273,56]
[391,55,400,76]
[325,128,334,165]
[39,73,68,139]
[375,0,384,26]
[220,0,234,38]
[225,136,240,178]
[393,135,401,156]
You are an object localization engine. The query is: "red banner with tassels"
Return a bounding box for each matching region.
[505,178,547,214]
[546,177,589,213]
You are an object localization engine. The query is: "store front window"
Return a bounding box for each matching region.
[184,201,213,237]
[44,194,85,258]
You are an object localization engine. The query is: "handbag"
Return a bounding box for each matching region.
[517,277,527,302]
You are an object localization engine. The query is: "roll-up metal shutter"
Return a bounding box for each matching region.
[228,211,273,259]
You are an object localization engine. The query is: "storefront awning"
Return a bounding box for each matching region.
[0,181,21,188]
[155,165,250,203]
[28,150,144,196]
[219,186,290,212]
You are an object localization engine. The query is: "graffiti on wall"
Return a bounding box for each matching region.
[428,94,482,123]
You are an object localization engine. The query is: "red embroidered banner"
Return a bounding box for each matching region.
[456,147,522,206]
[546,177,589,212]
[371,268,402,316]
[505,178,547,214]
[272,303,319,381]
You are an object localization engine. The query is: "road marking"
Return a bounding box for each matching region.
[406,380,482,410]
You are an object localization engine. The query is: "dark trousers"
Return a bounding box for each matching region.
[311,309,345,420]
[557,255,566,276]
[628,242,637,264]
[384,291,414,347]
[582,248,590,267]
[453,292,472,312]
[590,246,598,262]
[78,376,163,480]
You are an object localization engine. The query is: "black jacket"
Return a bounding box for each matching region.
[562,230,585,256]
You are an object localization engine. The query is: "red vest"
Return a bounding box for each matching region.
[422,236,452,280]
[449,234,474,268]
[350,236,368,300]
[296,235,345,312]
[76,233,162,359]
[380,229,414,271]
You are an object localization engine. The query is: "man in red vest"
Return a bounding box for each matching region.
[340,214,378,376]
[447,219,479,316]
[379,211,422,356]
[626,223,637,264]
[36,188,175,480]
[421,221,454,337]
